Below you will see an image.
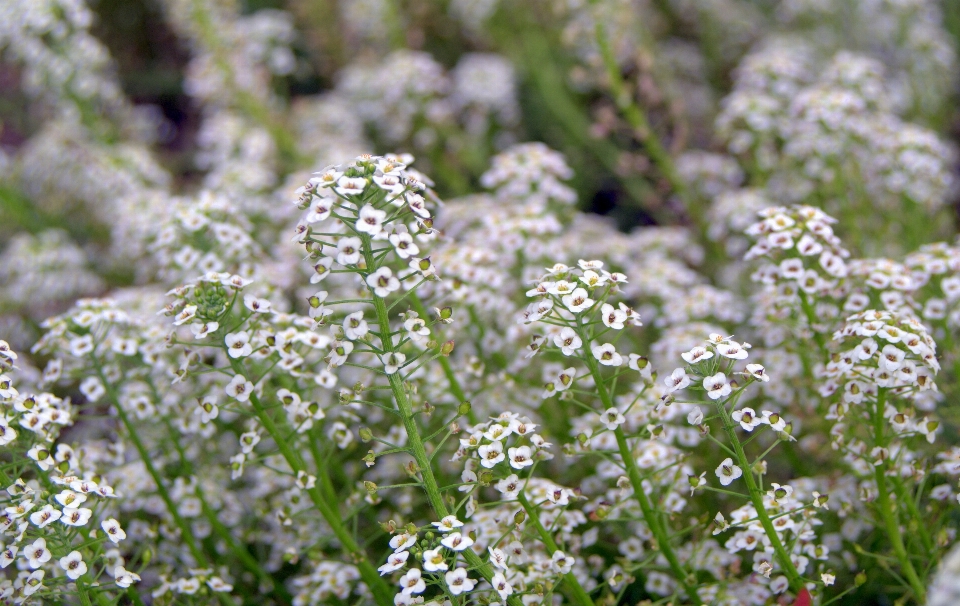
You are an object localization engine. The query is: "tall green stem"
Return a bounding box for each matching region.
[227,359,394,605]
[576,333,700,603]
[715,403,803,592]
[516,492,596,606]
[91,361,237,606]
[358,233,523,606]
[871,389,927,602]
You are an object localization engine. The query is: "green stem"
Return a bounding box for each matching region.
[92,362,238,606]
[715,404,804,593]
[871,389,927,602]
[358,234,523,606]
[228,360,394,606]
[409,292,477,424]
[579,349,700,603]
[516,492,596,606]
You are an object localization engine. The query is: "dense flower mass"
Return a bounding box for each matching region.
[1,0,960,604]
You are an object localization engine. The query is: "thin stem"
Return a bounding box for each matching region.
[358,233,523,606]
[579,347,700,603]
[871,389,927,602]
[715,403,804,593]
[228,359,394,606]
[516,492,596,606]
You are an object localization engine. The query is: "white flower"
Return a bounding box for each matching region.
[343,311,368,340]
[59,551,87,580]
[687,407,704,425]
[731,408,761,431]
[592,343,623,366]
[495,474,521,499]
[703,373,731,400]
[422,548,448,572]
[243,294,272,313]
[173,305,198,326]
[551,550,575,574]
[335,176,367,196]
[383,352,406,375]
[225,332,252,358]
[715,458,742,486]
[389,532,417,553]
[562,288,594,313]
[366,267,401,297]
[445,568,476,596]
[225,374,254,402]
[378,551,409,575]
[432,515,464,532]
[488,547,509,569]
[664,368,691,393]
[24,538,51,568]
[744,363,769,382]
[0,545,17,568]
[760,410,787,431]
[717,341,748,360]
[681,346,714,364]
[478,441,505,468]
[356,204,387,235]
[879,344,905,372]
[101,518,126,544]
[492,572,514,599]
[60,507,93,527]
[600,408,625,431]
[191,321,219,339]
[554,328,582,356]
[114,566,140,588]
[29,505,61,528]
[600,303,627,329]
[336,236,363,265]
[399,568,426,595]
[508,446,534,469]
[440,532,474,551]
[55,490,87,508]
[389,232,420,259]
[821,572,835,586]
[23,570,44,596]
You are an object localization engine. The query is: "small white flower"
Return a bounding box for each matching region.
[60,507,93,527]
[554,328,582,356]
[173,305,197,326]
[343,311,368,340]
[495,474,521,499]
[398,568,426,595]
[29,505,61,528]
[366,267,401,297]
[433,515,464,532]
[715,458,742,486]
[717,341,748,360]
[600,408,625,431]
[243,294,272,313]
[731,408,761,431]
[561,288,594,313]
[687,407,704,425]
[225,332,253,358]
[59,551,87,580]
[378,550,409,575]
[24,538,51,568]
[440,532,475,552]
[422,547,448,571]
[492,572,513,599]
[444,568,476,596]
[383,352,406,375]
[389,232,420,259]
[664,368,691,393]
[356,204,387,235]
[101,518,126,544]
[744,363,769,382]
[478,441,505,468]
[551,550,574,574]
[821,572,836,586]
[23,570,44,596]
[225,374,254,402]
[508,446,534,469]
[114,566,141,588]
[592,343,623,367]
[600,303,627,329]
[336,236,363,265]
[681,346,714,364]
[703,373,731,400]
